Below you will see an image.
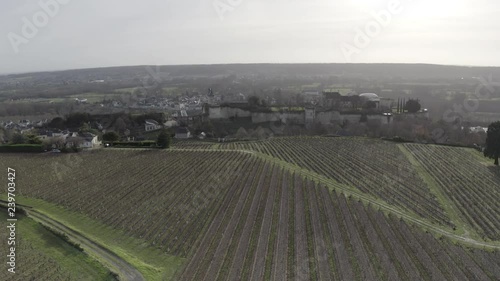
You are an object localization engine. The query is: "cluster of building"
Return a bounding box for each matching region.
[0,120,101,149]
[1,89,431,146]
[101,92,210,111]
[143,119,192,139]
[37,129,100,149]
[306,91,394,110]
[1,119,49,132]
[206,91,404,126]
[468,126,488,134]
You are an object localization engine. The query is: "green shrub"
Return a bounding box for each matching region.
[41,225,84,252]
[157,130,171,149]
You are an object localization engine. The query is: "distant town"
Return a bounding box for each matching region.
[0,64,497,152]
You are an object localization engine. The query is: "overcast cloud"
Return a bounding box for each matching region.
[1,0,499,74]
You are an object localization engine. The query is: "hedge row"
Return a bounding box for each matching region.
[40,224,84,252]
[380,136,414,143]
[0,144,44,153]
[111,141,157,147]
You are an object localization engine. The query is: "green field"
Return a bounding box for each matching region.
[4,197,184,281]
[1,91,125,105]
[114,88,137,93]
[69,92,124,103]
[0,208,114,281]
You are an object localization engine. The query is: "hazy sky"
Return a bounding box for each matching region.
[1,0,499,74]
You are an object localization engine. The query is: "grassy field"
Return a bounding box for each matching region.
[0,208,114,281]
[114,88,137,93]
[69,92,124,103]
[0,92,122,105]
[3,197,184,280]
[1,137,499,280]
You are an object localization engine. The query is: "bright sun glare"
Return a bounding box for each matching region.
[349,0,467,19]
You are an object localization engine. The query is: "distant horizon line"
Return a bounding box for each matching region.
[3,62,500,76]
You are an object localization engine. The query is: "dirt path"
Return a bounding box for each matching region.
[397,144,480,238]
[4,202,145,281]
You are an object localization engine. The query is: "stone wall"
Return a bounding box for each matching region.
[208,106,393,125]
[208,106,252,119]
[316,111,342,124]
[251,112,282,123]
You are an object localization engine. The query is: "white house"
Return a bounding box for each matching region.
[66,133,100,149]
[82,133,100,148]
[145,119,161,132]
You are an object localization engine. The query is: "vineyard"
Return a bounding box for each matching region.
[170,140,217,150]
[404,143,500,240]
[213,137,453,227]
[177,164,500,281]
[2,149,252,257]
[0,137,499,280]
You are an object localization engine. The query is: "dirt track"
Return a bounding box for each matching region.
[0,201,145,281]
